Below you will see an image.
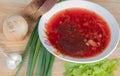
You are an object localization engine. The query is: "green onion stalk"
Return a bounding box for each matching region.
[15,18,55,76]
[15,0,64,76]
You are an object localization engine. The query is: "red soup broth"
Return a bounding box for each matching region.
[45,8,111,58]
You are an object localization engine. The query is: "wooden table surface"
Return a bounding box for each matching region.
[0,0,120,76]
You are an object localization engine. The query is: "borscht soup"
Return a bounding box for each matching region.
[45,8,111,58]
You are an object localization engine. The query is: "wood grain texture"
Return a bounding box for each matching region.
[0,0,120,76]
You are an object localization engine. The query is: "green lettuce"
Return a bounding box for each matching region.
[64,59,120,76]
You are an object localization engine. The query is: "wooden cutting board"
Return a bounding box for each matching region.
[0,0,120,76]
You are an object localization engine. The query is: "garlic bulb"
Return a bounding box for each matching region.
[3,15,28,41]
[0,48,22,70]
[7,53,22,70]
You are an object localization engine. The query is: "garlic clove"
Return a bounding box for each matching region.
[7,58,16,70]
[9,53,22,62]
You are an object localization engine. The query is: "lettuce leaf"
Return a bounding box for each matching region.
[64,59,120,76]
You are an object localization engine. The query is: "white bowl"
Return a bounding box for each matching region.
[38,0,120,63]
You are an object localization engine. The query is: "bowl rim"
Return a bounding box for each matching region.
[38,0,120,63]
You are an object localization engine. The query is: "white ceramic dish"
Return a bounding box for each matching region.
[38,0,120,63]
